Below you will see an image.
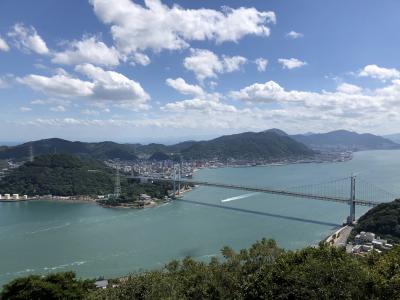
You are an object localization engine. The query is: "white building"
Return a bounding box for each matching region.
[12,194,19,200]
[4,194,10,200]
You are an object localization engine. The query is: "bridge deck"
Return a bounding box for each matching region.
[127,176,382,207]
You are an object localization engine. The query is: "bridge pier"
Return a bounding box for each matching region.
[347,176,356,225]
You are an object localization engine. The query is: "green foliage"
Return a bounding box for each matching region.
[99,181,173,206]
[351,199,400,243]
[0,271,95,300]
[181,131,314,160]
[5,240,400,299]
[0,154,114,196]
[0,131,314,162]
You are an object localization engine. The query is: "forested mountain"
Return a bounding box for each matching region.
[0,154,114,196]
[352,199,400,243]
[0,130,313,161]
[291,130,400,151]
[181,130,314,160]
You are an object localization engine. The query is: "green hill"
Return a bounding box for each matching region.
[0,129,314,162]
[181,130,314,160]
[351,199,400,243]
[0,138,138,161]
[0,154,114,196]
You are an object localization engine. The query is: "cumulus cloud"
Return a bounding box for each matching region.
[17,73,94,98]
[75,63,150,104]
[222,55,247,72]
[166,77,204,97]
[183,49,223,82]
[18,64,150,110]
[90,0,275,58]
[336,83,362,94]
[184,49,247,82]
[20,106,32,112]
[359,64,400,81]
[8,23,49,55]
[164,77,233,113]
[0,37,10,51]
[286,31,303,39]
[255,58,268,72]
[131,53,151,66]
[52,36,120,67]
[50,105,66,112]
[278,58,307,69]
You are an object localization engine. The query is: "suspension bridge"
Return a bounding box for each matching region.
[127,171,398,225]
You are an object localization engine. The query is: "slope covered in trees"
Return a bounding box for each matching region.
[0,130,314,162]
[0,154,115,196]
[3,240,400,299]
[352,199,400,243]
[181,130,314,160]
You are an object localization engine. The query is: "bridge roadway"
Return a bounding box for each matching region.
[127,176,381,207]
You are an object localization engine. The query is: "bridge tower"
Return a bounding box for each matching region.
[347,175,356,225]
[114,167,121,198]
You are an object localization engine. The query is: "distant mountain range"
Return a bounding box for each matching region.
[1,129,397,162]
[0,130,313,161]
[291,130,400,151]
[384,133,400,144]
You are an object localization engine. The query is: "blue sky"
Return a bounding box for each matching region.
[1,0,400,143]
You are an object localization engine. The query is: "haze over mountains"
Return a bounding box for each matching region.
[291,130,399,151]
[0,129,397,162]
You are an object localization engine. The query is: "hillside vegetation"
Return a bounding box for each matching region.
[3,240,400,299]
[352,199,400,243]
[0,130,314,162]
[181,130,314,160]
[0,154,114,196]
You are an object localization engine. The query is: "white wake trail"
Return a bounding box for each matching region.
[221,193,258,203]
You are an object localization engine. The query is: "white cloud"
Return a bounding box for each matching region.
[8,23,49,55]
[336,83,362,94]
[278,58,307,69]
[183,49,247,82]
[183,49,223,82]
[75,63,150,104]
[31,99,46,105]
[255,58,268,72]
[286,31,303,39]
[18,64,150,110]
[52,36,120,66]
[359,64,400,81]
[50,105,66,112]
[18,73,94,98]
[81,109,100,115]
[166,77,204,97]
[131,53,151,66]
[163,98,237,113]
[0,37,10,51]
[90,0,275,57]
[19,106,32,112]
[222,55,247,72]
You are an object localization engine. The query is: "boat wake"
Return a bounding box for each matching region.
[26,222,71,235]
[221,193,258,203]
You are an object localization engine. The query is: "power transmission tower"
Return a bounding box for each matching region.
[114,167,121,198]
[29,145,34,162]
